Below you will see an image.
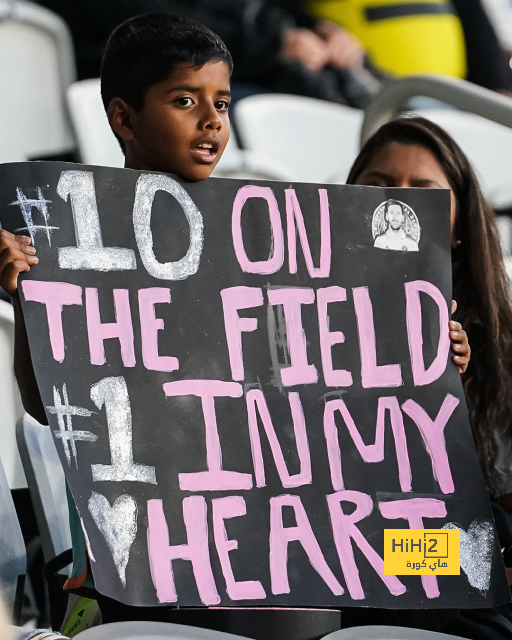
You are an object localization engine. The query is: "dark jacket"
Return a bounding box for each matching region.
[38,0,373,104]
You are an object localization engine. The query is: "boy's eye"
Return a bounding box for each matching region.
[175,97,194,107]
[215,100,230,112]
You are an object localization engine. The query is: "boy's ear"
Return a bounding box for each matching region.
[107,98,136,142]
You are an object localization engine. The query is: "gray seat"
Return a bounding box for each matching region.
[16,413,71,565]
[322,626,462,639]
[16,413,72,628]
[75,621,253,640]
[0,0,76,163]
[0,454,26,623]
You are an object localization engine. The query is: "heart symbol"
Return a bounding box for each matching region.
[443,519,494,594]
[89,492,138,587]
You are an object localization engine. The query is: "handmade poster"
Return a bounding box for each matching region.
[0,162,508,610]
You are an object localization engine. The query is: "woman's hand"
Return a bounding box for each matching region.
[316,20,365,70]
[281,28,330,72]
[450,300,470,374]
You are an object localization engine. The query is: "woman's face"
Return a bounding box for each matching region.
[353,142,458,247]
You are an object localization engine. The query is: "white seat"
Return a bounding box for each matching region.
[234,94,364,184]
[212,137,293,181]
[67,78,125,168]
[0,0,75,162]
[16,413,71,564]
[322,626,461,639]
[0,300,25,489]
[413,109,512,210]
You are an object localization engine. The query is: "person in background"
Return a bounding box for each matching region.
[346,115,512,640]
[38,0,381,107]
[347,116,512,510]
[307,0,511,93]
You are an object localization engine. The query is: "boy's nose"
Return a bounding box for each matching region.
[200,105,222,131]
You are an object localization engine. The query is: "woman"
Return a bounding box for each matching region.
[347,116,512,504]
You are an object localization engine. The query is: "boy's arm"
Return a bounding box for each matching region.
[12,292,47,425]
[0,230,47,425]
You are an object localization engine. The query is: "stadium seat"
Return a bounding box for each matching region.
[0,300,25,489]
[0,455,26,624]
[16,413,71,565]
[322,626,461,639]
[16,412,72,628]
[234,94,363,184]
[413,109,512,211]
[0,0,75,162]
[67,79,290,180]
[66,79,124,168]
[75,621,253,640]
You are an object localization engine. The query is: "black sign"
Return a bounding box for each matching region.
[0,162,508,609]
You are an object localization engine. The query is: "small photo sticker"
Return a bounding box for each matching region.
[372,199,421,252]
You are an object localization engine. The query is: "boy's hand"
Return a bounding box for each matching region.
[450,300,470,374]
[0,230,38,294]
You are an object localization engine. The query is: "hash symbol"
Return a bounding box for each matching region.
[10,186,59,246]
[46,384,97,468]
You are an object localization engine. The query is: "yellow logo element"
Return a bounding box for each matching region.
[384,529,460,575]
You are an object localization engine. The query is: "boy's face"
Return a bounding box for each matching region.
[111,61,231,180]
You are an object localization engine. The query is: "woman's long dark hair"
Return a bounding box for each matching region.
[347,116,512,496]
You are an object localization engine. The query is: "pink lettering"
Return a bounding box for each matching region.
[353,287,402,388]
[147,497,220,605]
[221,286,264,381]
[21,280,82,363]
[269,494,344,596]
[380,498,447,599]
[402,394,459,494]
[232,186,284,275]
[405,281,450,386]
[85,288,135,367]
[323,397,411,492]
[212,496,266,600]
[138,288,179,372]
[267,288,318,386]
[246,389,312,488]
[163,380,253,492]
[317,287,353,387]
[286,188,331,278]
[327,490,406,600]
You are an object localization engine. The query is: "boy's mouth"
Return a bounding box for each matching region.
[191,138,220,164]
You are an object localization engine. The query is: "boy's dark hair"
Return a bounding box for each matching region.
[101,11,233,115]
